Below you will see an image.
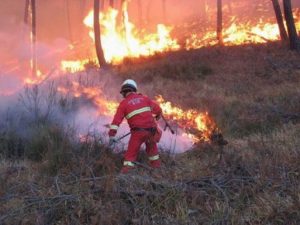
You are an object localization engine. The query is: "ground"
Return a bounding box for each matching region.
[0,42,300,224]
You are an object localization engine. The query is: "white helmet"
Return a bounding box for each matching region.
[120,79,137,94]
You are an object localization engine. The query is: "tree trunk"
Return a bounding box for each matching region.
[162,0,166,23]
[65,0,73,43]
[100,0,104,10]
[109,0,114,8]
[121,0,128,34]
[200,0,205,20]
[24,0,30,24]
[146,0,152,24]
[200,0,208,21]
[217,0,223,45]
[80,0,86,14]
[31,0,37,77]
[137,0,142,27]
[271,0,288,41]
[79,0,87,40]
[94,0,107,67]
[226,0,232,14]
[283,0,299,50]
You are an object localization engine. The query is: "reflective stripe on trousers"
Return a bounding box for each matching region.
[148,155,159,161]
[123,161,135,167]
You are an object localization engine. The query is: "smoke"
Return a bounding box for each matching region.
[71,107,194,153]
[0,69,194,154]
[71,105,194,153]
[0,74,23,96]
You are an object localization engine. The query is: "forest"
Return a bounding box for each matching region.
[0,0,300,224]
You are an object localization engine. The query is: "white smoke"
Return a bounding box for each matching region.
[69,104,194,153]
[59,93,194,153]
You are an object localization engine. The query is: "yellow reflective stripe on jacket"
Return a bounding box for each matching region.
[123,161,135,167]
[125,107,151,119]
[149,155,159,161]
[110,125,119,130]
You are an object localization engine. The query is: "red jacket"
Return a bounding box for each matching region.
[109,93,162,137]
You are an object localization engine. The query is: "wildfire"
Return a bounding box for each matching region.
[61,6,179,71]
[61,59,92,73]
[57,82,217,143]
[23,69,47,85]
[156,95,218,142]
[2,2,300,89]
[59,6,300,73]
[83,7,179,63]
[186,11,300,49]
[57,81,118,116]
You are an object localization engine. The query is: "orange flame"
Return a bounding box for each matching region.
[23,69,46,85]
[58,82,118,116]
[156,95,218,142]
[186,11,300,49]
[57,83,218,143]
[60,6,179,71]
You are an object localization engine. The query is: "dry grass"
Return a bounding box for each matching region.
[1,42,300,224]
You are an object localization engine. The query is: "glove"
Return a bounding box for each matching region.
[108,136,117,148]
[155,114,161,121]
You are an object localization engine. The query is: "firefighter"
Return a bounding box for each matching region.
[108,79,162,174]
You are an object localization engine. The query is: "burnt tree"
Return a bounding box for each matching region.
[226,0,232,14]
[24,0,30,24]
[65,0,73,43]
[100,0,104,10]
[94,0,107,67]
[31,0,37,77]
[25,0,37,77]
[121,0,129,35]
[24,0,37,77]
[109,0,114,8]
[217,0,223,45]
[146,0,152,24]
[200,0,209,21]
[79,0,87,39]
[162,0,166,23]
[137,0,142,27]
[271,0,288,41]
[283,0,299,50]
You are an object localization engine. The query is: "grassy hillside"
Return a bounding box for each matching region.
[1,42,300,224]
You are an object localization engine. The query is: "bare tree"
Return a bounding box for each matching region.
[200,0,208,21]
[121,0,128,34]
[162,0,166,23]
[217,0,223,45]
[65,0,73,43]
[283,0,299,50]
[94,0,107,67]
[97,0,104,10]
[146,0,152,24]
[109,0,114,8]
[226,0,232,14]
[24,0,30,24]
[271,0,288,41]
[24,0,36,77]
[137,0,142,27]
[29,0,37,77]
[80,0,87,15]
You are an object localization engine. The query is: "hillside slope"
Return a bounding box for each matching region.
[1,42,300,224]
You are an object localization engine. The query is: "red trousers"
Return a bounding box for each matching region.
[124,130,159,162]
